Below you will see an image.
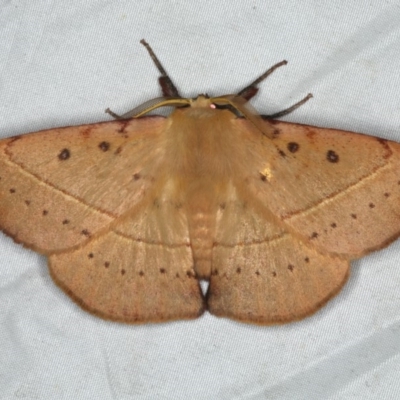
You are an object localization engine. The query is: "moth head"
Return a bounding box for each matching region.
[106,41,310,140]
[114,94,249,118]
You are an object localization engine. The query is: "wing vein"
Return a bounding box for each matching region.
[4,153,118,219]
[283,159,393,221]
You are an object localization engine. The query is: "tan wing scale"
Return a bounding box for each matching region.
[207,187,349,324]
[49,184,204,323]
[0,117,167,253]
[245,120,400,258]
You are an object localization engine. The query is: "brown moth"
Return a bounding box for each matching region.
[0,40,399,325]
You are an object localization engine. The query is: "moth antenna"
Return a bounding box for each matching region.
[237,60,288,101]
[237,59,312,118]
[140,39,181,98]
[262,93,313,119]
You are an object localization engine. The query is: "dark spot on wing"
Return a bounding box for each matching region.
[305,127,316,139]
[42,210,48,216]
[88,253,94,259]
[271,271,277,277]
[58,148,70,160]
[272,128,280,136]
[260,172,267,182]
[62,219,70,225]
[351,213,357,219]
[81,229,90,236]
[121,269,126,275]
[287,264,294,272]
[117,120,130,134]
[9,188,15,193]
[304,257,309,263]
[133,173,141,180]
[160,268,166,274]
[327,150,339,163]
[330,222,337,228]
[369,203,375,208]
[310,232,318,239]
[81,127,92,138]
[104,262,110,268]
[236,267,241,274]
[278,149,286,157]
[287,142,299,153]
[98,141,110,151]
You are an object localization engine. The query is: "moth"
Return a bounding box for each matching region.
[1,40,399,325]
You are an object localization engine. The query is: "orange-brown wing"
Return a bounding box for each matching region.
[0,117,167,253]
[49,182,204,323]
[207,185,349,324]
[244,119,400,258]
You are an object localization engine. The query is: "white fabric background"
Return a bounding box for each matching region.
[1,1,400,399]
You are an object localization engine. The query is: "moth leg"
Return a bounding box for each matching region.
[104,108,123,120]
[237,60,288,101]
[140,39,181,98]
[105,39,182,120]
[262,93,313,119]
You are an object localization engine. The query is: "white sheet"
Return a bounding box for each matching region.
[1,1,400,399]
